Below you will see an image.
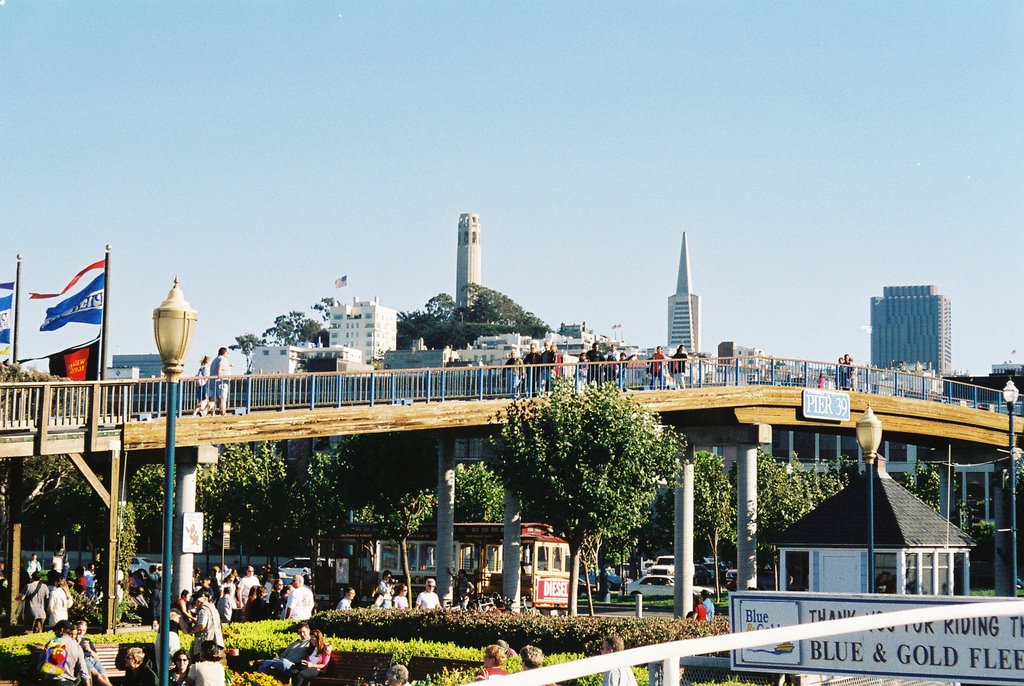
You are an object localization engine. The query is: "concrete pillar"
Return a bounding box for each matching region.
[174,460,198,598]
[173,445,217,600]
[502,487,522,611]
[674,445,694,618]
[737,442,759,591]
[435,437,456,604]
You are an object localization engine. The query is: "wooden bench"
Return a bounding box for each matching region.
[25,641,151,685]
[309,651,395,686]
[407,656,480,683]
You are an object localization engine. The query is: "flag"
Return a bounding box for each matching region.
[0,294,11,345]
[335,275,348,288]
[612,323,622,329]
[30,259,104,299]
[0,281,13,290]
[48,339,100,381]
[40,273,104,332]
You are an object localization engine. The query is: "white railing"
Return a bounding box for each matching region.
[470,599,1024,686]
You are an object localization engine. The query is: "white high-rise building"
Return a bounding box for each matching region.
[667,232,701,353]
[328,297,397,363]
[456,213,482,308]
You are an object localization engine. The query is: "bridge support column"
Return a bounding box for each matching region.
[674,443,694,618]
[5,459,24,627]
[173,445,217,600]
[680,424,771,592]
[503,487,521,612]
[737,442,759,591]
[435,437,456,605]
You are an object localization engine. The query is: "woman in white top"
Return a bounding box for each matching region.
[46,577,71,627]
[189,641,227,686]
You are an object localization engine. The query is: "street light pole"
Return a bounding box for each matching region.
[856,406,883,593]
[153,279,197,686]
[1004,380,1019,597]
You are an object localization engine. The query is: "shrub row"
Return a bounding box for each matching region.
[307,609,729,655]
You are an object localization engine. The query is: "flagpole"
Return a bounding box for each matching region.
[12,254,22,364]
[99,245,111,380]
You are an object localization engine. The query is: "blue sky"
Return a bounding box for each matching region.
[2,1,1021,374]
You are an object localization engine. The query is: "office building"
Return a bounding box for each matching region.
[456,213,482,309]
[667,232,701,352]
[251,344,365,374]
[870,285,951,373]
[328,296,398,363]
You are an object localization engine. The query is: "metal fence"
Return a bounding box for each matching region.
[0,356,1017,433]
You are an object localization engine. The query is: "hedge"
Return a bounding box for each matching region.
[1,613,730,684]
[307,609,729,655]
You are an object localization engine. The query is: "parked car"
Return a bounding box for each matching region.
[626,574,713,599]
[648,555,675,577]
[129,556,158,573]
[577,569,624,591]
[278,557,314,578]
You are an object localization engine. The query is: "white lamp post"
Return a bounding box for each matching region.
[152,279,196,686]
[856,406,883,592]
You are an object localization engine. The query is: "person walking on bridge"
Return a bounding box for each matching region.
[209,348,232,416]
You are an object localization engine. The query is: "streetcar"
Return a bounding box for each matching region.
[320,522,571,612]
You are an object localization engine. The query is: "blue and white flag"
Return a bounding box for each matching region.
[40,273,105,332]
[0,294,11,345]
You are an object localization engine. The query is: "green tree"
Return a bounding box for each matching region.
[197,443,295,554]
[334,433,439,591]
[454,463,504,522]
[753,454,850,587]
[230,333,263,373]
[494,380,679,615]
[397,288,549,350]
[896,462,941,511]
[126,465,165,551]
[262,311,325,347]
[311,297,340,323]
[693,450,735,594]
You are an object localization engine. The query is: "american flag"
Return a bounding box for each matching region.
[612,323,622,329]
[335,275,348,288]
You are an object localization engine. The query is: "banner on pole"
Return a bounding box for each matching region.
[182,512,204,554]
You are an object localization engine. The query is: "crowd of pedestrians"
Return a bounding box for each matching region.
[503,342,690,397]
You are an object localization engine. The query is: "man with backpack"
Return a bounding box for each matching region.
[39,619,90,685]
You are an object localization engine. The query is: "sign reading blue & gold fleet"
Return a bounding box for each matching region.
[801,389,850,422]
[731,592,1024,684]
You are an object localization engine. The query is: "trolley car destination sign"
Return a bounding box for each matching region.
[731,592,1024,684]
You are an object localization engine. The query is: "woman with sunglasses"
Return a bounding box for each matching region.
[169,650,191,686]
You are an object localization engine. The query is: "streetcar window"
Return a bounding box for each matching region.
[380,543,399,572]
[485,545,502,572]
[458,545,475,571]
[536,545,549,572]
[422,544,436,571]
[553,546,565,572]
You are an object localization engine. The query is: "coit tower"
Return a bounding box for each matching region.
[456,213,481,308]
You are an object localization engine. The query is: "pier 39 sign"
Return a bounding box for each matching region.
[731,592,1024,684]
[801,389,850,422]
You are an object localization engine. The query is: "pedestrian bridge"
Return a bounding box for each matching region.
[0,356,1017,458]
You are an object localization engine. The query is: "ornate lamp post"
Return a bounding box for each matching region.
[153,279,196,686]
[1004,380,1019,597]
[856,406,883,593]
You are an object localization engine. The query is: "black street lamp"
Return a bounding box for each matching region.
[1004,380,1019,597]
[153,279,196,686]
[856,406,882,593]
